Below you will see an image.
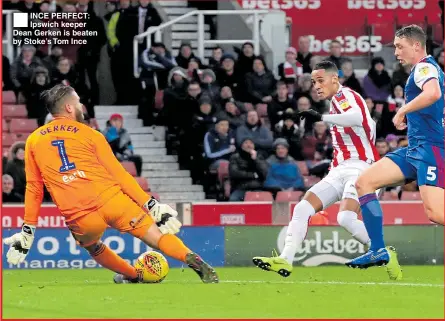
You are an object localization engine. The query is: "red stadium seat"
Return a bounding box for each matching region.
[401,192,421,201]
[150,191,161,201]
[217,161,229,185]
[396,12,426,27]
[304,176,321,188]
[155,90,164,110]
[3,148,10,158]
[3,119,9,132]
[244,191,274,202]
[381,192,399,201]
[256,104,268,117]
[2,133,16,147]
[276,191,304,202]
[3,105,27,119]
[135,176,149,191]
[433,23,443,43]
[121,161,137,176]
[366,12,396,45]
[2,91,16,104]
[9,119,38,133]
[296,161,309,176]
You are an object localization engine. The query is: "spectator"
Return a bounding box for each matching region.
[245,56,277,105]
[301,121,333,161]
[103,114,142,176]
[208,46,224,71]
[278,47,303,84]
[199,69,220,105]
[76,0,107,106]
[3,55,13,91]
[294,73,312,101]
[10,45,42,99]
[17,0,39,13]
[218,86,247,114]
[228,138,268,201]
[381,84,406,137]
[391,62,411,87]
[268,81,295,129]
[216,53,243,99]
[236,110,273,158]
[235,42,256,77]
[363,57,392,102]
[375,138,390,158]
[339,59,364,96]
[436,51,444,70]
[264,138,305,195]
[216,100,246,130]
[176,43,202,69]
[203,117,236,171]
[51,57,77,87]
[326,40,344,69]
[161,67,188,128]
[309,86,328,113]
[297,36,313,73]
[104,0,118,22]
[186,57,203,81]
[386,134,399,152]
[42,45,63,77]
[5,142,26,196]
[24,66,51,125]
[2,174,24,203]
[296,96,316,134]
[309,55,323,72]
[274,108,302,160]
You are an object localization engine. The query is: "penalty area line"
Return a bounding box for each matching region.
[218,280,444,288]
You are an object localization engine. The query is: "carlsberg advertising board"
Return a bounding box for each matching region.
[225,226,443,266]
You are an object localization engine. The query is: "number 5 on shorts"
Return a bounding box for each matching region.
[427,166,437,181]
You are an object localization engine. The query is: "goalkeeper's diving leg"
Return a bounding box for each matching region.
[253,180,371,277]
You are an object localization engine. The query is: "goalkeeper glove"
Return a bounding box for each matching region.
[297,109,323,122]
[143,197,182,235]
[4,224,36,265]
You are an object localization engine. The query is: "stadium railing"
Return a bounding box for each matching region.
[132,9,269,78]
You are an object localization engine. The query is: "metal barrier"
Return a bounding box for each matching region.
[133,9,269,78]
[3,10,17,62]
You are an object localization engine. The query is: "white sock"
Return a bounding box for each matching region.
[280,200,316,265]
[337,210,371,246]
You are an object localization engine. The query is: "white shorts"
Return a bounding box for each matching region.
[308,159,371,209]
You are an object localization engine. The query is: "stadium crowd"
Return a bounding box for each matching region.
[2,0,444,203]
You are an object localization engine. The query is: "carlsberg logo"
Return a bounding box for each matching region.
[277,227,365,266]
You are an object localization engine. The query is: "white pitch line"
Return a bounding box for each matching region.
[218,280,444,288]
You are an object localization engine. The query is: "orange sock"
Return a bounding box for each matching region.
[90,243,138,279]
[157,234,192,263]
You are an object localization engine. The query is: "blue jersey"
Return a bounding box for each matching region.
[405,55,444,149]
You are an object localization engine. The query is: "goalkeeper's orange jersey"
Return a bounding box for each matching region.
[24,117,149,225]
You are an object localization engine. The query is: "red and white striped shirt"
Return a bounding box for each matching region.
[328,86,380,168]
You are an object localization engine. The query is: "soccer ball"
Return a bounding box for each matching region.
[134,251,169,283]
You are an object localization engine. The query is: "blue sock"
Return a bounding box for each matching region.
[359,193,385,251]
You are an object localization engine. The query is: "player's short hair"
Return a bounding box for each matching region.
[42,84,75,115]
[395,24,426,47]
[313,61,339,74]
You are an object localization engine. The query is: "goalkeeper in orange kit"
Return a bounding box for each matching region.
[3,84,219,284]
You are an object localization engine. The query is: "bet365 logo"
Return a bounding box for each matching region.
[277,227,365,266]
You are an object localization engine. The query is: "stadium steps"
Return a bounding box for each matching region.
[95,105,207,203]
[156,0,214,63]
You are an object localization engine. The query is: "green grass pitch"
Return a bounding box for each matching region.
[3,266,444,319]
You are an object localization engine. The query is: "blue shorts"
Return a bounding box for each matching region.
[386,145,444,189]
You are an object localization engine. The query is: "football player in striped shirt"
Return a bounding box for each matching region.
[253,61,382,277]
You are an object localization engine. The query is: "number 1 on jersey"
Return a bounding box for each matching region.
[52,140,76,172]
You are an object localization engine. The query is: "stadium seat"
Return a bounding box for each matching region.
[366,12,395,45]
[9,119,38,133]
[433,23,443,43]
[381,192,399,201]
[296,161,309,176]
[401,192,421,201]
[217,161,229,185]
[396,12,426,27]
[154,90,164,110]
[276,191,304,202]
[135,176,150,191]
[121,161,137,176]
[3,148,10,158]
[3,105,27,119]
[256,104,268,117]
[244,191,274,202]
[150,191,160,201]
[2,133,16,147]
[2,91,16,104]
[303,176,321,188]
[3,119,9,132]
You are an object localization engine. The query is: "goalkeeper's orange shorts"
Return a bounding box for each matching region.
[65,192,154,247]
